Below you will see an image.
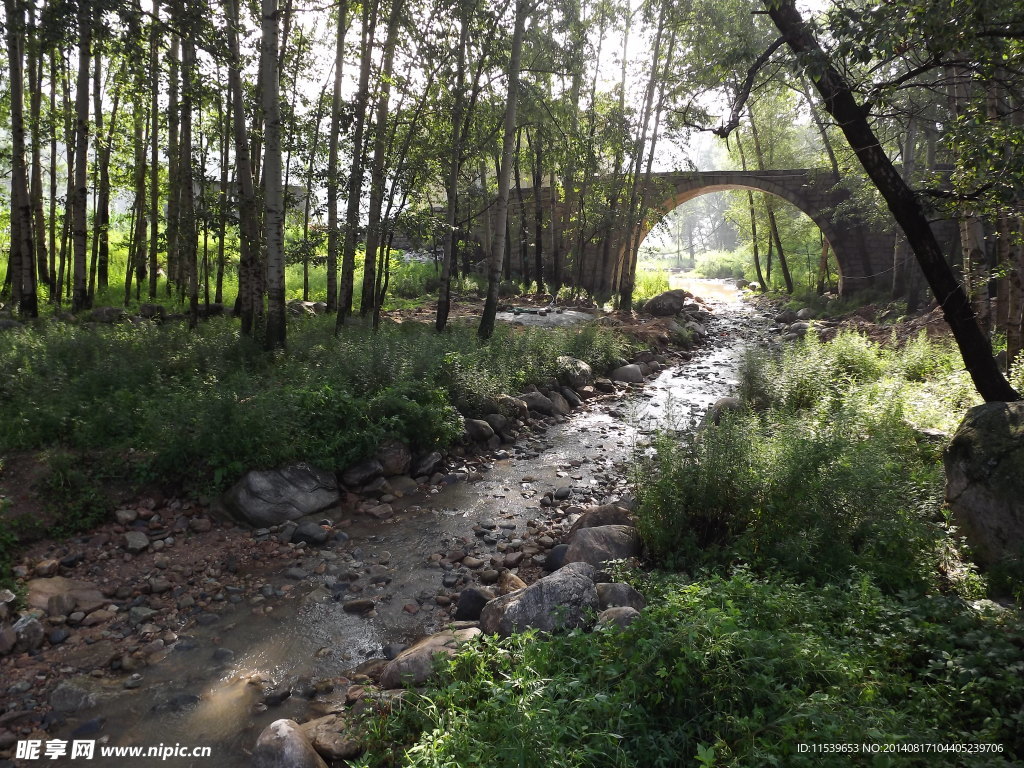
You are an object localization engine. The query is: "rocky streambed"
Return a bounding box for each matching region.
[0,280,772,767]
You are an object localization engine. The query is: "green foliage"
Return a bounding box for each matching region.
[639,329,982,594]
[0,316,627,500]
[632,267,670,304]
[1010,354,1024,395]
[37,450,113,535]
[694,249,750,281]
[387,259,443,300]
[355,569,1024,767]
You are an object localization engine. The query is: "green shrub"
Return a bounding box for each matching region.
[641,330,984,594]
[0,315,628,502]
[635,403,946,593]
[633,267,670,304]
[356,569,1024,767]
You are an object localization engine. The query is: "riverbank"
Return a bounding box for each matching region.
[0,283,757,765]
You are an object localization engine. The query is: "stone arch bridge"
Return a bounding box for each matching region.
[489,168,909,296]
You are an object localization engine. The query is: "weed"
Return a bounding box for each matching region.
[354,569,1024,767]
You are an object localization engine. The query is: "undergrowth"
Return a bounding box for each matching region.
[351,328,1024,767]
[357,570,1023,767]
[0,317,628,511]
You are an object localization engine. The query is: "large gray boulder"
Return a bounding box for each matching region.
[563,525,641,569]
[596,582,647,611]
[379,627,481,689]
[222,464,340,528]
[341,458,384,487]
[547,391,572,416]
[89,306,127,323]
[596,606,641,629]
[375,441,411,477]
[944,402,1024,567]
[497,394,530,420]
[556,356,593,389]
[567,504,634,537]
[49,678,101,713]
[610,364,644,384]
[253,719,328,768]
[702,396,743,427]
[643,289,692,317]
[479,562,598,637]
[464,418,495,442]
[520,391,555,415]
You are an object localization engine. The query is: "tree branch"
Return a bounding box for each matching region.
[712,35,785,137]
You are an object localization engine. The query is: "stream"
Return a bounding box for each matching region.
[52,279,767,766]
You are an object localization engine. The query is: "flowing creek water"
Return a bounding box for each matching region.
[52,279,768,766]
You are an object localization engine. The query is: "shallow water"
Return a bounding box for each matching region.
[58,279,765,766]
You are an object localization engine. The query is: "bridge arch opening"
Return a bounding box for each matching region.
[637,181,845,295]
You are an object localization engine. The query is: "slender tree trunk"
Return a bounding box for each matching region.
[513,130,529,287]
[764,0,1018,402]
[736,133,767,291]
[27,6,51,294]
[817,237,830,295]
[360,0,405,316]
[262,0,287,348]
[180,36,199,327]
[4,0,37,316]
[326,1,349,313]
[130,90,148,305]
[58,49,74,305]
[336,0,378,326]
[479,0,526,340]
[216,89,229,305]
[48,50,58,299]
[166,34,180,297]
[621,24,676,310]
[88,49,101,301]
[300,78,328,303]
[149,6,161,298]
[71,0,92,313]
[892,117,917,300]
[573,5,606,296]
[749,105,793,293]
[227,0,263,335]
[528,129,545,293]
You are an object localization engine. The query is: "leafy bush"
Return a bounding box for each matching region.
[0,315,628,500]
[633,267,670,304]
[356,569,1024,767]
[640,329,985,594]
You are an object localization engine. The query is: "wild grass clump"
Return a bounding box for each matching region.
[632,267,670,304]
[355,569,1024,767]
[0,316,629,505]
[346,329,1021,767]
[635,404,949,593]
[739,329,979,433]
[638,329,984,593]
[694,249,749,281]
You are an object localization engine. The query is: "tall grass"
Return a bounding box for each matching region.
[356,570,1024,767]
[349,327,1024,768]
[0,316,628,499]
[636,330,982,593]
[632,266,670,304]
